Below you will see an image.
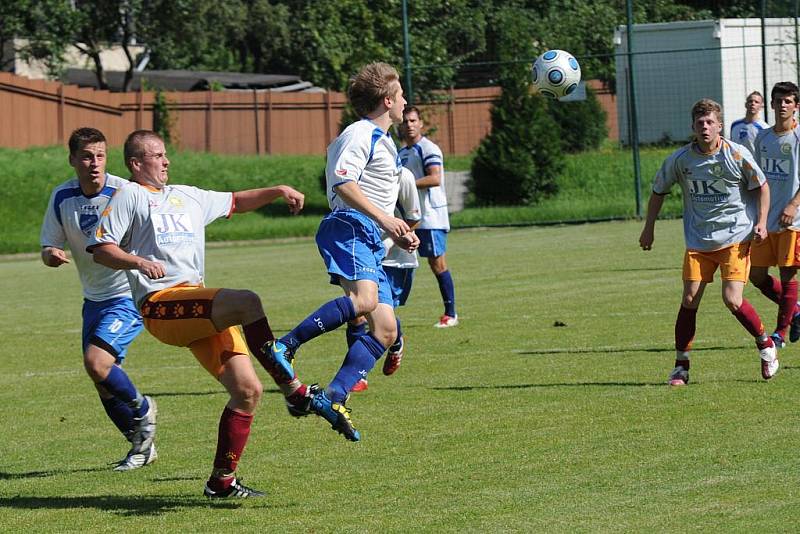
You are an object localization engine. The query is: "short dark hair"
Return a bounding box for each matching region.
[691,98,724,130]
[771,81,800,105]
[746,91,763,102]
[403,106,422,119]
[68,127,106,156]
[347,62,400,117]
[124,130,164,171]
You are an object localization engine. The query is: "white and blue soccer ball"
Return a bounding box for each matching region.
[531,50,581,99]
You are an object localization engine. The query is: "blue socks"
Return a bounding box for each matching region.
[99,365,149,419]
[100,395,135,438]
[436,270,457,317]
[346,321,368,348]
[328,332,386,403]
[282,296,356,351]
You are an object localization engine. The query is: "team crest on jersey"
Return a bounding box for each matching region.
[781,143,792,155]
[709,164,724,178]
[79,205,100,237]
[169,196,184,208]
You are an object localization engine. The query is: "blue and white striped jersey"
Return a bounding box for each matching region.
[399,136,450,231]
[325,119,402,216]
[40,174,132,301]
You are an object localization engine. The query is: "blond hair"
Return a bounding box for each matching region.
[691,98,724,131]
[347,62,400,117]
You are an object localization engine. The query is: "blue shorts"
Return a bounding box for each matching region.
[384,266,415,307]
[417,229,448,257]
[82,296,144,362]
[316,209,393,306]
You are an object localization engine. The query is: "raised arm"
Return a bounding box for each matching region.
[233,185,304,215]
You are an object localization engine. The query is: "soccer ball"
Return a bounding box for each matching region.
[531,50,581,99]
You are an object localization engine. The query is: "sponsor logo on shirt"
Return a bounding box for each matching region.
[154,212,194,245]
[336,168,348,176]
[688,179,728,203]
[761,157,791,181]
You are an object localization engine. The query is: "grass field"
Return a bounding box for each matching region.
[2,220,798,532]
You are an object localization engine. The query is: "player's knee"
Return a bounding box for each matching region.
[233,378,263,410]
[236,289,263,311]
[352,294,378,315]
[83,352,113,382]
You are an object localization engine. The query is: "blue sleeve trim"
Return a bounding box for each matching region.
[53,186,82,226]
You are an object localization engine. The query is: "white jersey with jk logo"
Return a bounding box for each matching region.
[652,138,767,251]
[88,182,233,307]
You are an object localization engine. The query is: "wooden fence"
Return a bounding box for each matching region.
[0,72,617,155]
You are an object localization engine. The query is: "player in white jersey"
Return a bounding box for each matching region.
[267,63,419,442]
[350,167,422,392]
[40,128,156,472]
[88,130,305,499]
[730,91,769,156]
[639,98,778,385]
[399,106,459,328]
[749,82,800,350]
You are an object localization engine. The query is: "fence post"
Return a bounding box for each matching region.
[205,90,213,152]
[265,90,272,155]
[136,86,143,130]
[448,87,456,154]
[324,90,333,150]
[253,89,261,155]
[57,84,65,144]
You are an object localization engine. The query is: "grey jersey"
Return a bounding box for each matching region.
[88,182,233,307]
[653,138,767,251]
[753,124,800,231]
[40,174,132,301]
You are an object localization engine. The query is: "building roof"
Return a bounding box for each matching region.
[62,68,320,92]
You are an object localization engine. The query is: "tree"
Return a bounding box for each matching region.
[470,4,563,206]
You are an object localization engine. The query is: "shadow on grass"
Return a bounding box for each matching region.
[0,494,242,515]
[603,267,678,272]
[519,345,750,355]
[432,381,665,390]
[0,467,106,480]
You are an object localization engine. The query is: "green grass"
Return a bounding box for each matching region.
[1,144,683,254]
[1,220,799,531]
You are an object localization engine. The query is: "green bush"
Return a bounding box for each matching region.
[470,90,563,205]
[547,85,608,153]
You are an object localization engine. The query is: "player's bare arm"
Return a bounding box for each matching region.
[90,243,166,279]
[41,246,70,267]
[233,185,305,215]
[639,192,666,250]
[754,181,770,241]
[335,180,410,238]
[779,188,800,227]
[414,166,442,189]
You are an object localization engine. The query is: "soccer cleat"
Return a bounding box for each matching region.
[759,344,780,380]
[434,314,458,328]
[790,310,800,343]
[770,332,786,349]
[129,396,157,455]
[350,379,368,392]
[204,477,266,499]
[310,389,361,442]
[267,339,295,381]
[285,383,318,418]
[383,336,404,376]
[113,443,158,472]
[668,365,689,386]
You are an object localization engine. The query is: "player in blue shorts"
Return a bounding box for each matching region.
[350,167,421,392]
[267,62,419,441]
[40,127,156,471]
[399,106,459,328]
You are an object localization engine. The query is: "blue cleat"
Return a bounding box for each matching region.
[310,389,361,442]
[266,339,295,381]
[790,311,800,343]
[770,332,786,349]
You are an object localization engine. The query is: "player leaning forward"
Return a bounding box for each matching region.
[88,130,305,498]
[639,98,779,385]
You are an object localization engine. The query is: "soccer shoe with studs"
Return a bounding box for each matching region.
[668,365,689,386]
[285,383,319,418]
[310,389,361,442]
[113,443,158,472]
[350,378,368,392]
[434,314,458,328]
[759,344,780,380]
[770,332,786,349]
[203,477,266,499]
[129,395,157,455]
[267,339,295,381]
[383,336,404,376]
[790,309,800,343]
